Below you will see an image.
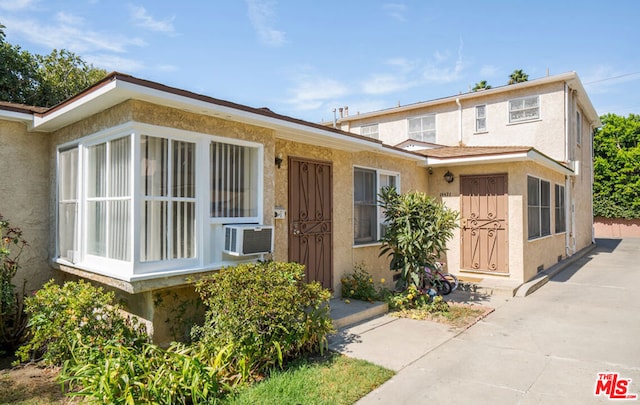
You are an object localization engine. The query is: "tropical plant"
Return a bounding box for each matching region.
[508,69,529,84]
[191,261,334,381]
[15,280,148,366]
[59,340,235,404]
[0,214,29,354]
[472,80,492,91]
[378,187,459,290]
[593,113,640,219]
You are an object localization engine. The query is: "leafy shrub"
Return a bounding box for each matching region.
[60,340,234,404]
[379,188,459,290]
[15,279,148,365]
[341,263,383,302]
[0,214,29,354]
[192,261,333,380]
[385,286,450,313]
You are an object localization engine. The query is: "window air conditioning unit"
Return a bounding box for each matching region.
[223,224,274,256]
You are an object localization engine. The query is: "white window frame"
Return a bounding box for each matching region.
[55,122,264,281]
[527,175,551,240]
[360,124,379,139]
[408,114,436,142]
[576,111,582,146]
[555,184,566,233]
[509,96,539,123]
[475,104,487,132]
[353,166,400,246]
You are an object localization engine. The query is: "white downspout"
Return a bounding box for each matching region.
[456,98,462,145]
[590,124,596,244]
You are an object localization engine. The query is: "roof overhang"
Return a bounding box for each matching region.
[29,73,425,161]
[424,149,574,175]
[338,71,602,128]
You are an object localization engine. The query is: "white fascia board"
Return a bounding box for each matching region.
[425,150,574,175]
[32,80,120,130]
[32,78,424,160]
[0,109,33,124]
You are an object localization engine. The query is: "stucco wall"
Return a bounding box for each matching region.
[0,119,53,292]
[273,139,428,293]
[427,161,570,284]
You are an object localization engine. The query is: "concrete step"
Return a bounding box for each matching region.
[329,298,388,329]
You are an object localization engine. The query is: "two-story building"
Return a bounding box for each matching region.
[335,71,600,288]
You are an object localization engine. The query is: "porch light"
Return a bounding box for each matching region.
[444,171,454,183]
[275,153,283,169]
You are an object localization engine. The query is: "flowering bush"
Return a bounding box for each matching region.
[341,264,384,302]
[0,214,29,353]
[15,280,148,366]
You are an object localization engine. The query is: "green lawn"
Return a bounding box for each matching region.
[223,353,394,405]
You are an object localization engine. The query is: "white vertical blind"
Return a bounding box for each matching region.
[210,141,256,218]
[141,136,195,262]
[58,147,79,262]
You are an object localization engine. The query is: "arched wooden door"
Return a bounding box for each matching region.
[288,157,333,289]
[460,174,508,273]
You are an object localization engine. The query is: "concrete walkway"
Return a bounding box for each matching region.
[329,239,640,404]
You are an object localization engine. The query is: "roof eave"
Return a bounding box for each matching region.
[425,150,574,175]
[30,74,425,159]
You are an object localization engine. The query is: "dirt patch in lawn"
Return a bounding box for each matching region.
[391,302,494,330]
[0,356,67,405]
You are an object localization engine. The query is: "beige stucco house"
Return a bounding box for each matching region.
[0,71,600,343]
[0,73,429,344]
[334,71,601,287]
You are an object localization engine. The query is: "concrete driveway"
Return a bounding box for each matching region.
[356,238,640,404]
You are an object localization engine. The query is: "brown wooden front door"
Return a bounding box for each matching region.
[288,157,333,289]
[460,174,508,273]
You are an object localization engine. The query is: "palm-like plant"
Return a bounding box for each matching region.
[472,80,492,91]
[508,69,529,84]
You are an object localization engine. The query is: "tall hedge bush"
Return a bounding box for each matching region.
[192,261,333,380]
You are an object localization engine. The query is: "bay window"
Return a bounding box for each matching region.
[56,123,263,281]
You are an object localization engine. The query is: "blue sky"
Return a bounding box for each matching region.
[1,0,639,122]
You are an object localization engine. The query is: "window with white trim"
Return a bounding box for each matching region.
[528,176,550,240]
[576,111,582,146]
[555,184,566,233]
[408,115,436,142]
[56,124,263,280]
[509,96,539,123]
[475,105,487,132]
[360,124,379,139]
[353,167,399,245]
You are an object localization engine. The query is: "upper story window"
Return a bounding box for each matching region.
[475,105,487,132]
[576,111,582,146]
[527,175,550,240]
[56,123,263,280]
[408,114,436,143]
[353,167,399,245]
[509,96,539,123]
[360,124,379,139]
[555,184,566,233]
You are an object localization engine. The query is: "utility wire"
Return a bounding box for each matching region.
[584,71,640,85]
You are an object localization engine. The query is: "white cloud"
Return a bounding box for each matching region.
[128,5,175,34]
[383,3,407,22]
[361,73,416,95]
[0,0,38,11]
[287,74,349,111]
[85,54,145,72]
[245,0,286,47]
[3,15,145,54]
[422,39,464,83]
[479,64,499,78]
